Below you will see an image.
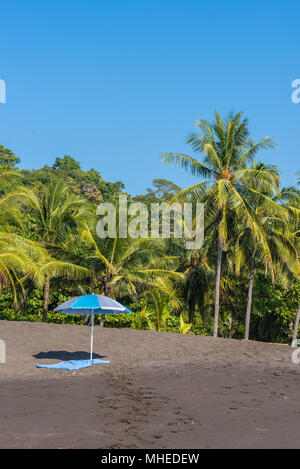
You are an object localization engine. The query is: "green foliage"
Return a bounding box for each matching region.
[189,312,212,336]
[131,307,151,330]
[0,126,298,344]
[20,154,125,204]
[250,276,300,343]
[179,314,192,334]
[134,179,182,203]
[97,313,134,328]
[0,145,20,170]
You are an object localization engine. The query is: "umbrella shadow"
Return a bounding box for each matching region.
[33,350,107,360]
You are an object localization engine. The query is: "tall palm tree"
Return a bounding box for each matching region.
[162,111,278,337]
[234,210,295,340]
[6,178,90,321]
[230,161,292,339]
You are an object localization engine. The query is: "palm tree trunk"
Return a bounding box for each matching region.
[188,298,196,324]
[245,249,256,340]
[292,305,300,347]
[213,239,223,338]
[227,298,239,322]
[99,314,105,327]
[42,278,50,323]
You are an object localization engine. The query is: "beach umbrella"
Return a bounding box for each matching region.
[54,294,131,361]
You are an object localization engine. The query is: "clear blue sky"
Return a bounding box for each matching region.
[0,0,299,195]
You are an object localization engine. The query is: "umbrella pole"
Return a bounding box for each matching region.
[90,313,94,362]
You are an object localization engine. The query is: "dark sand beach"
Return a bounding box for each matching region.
[0,320,299,449]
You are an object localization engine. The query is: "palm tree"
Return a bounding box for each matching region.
[6,178,90,321]
[146,278,182,331]
[235,213,295,340]
[230,161,292,339]
[162,111,278,337]
[39,257,88,322]
[0,233,88,318]
[0,171,46,301]
[181,251,211,324]
[0,232,45,301]
[165,237,211,326]
[81,224,182,326]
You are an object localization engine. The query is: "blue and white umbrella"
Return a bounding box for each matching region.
[54,294,131,361]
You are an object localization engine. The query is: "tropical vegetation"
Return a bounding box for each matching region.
[0,113,299,345]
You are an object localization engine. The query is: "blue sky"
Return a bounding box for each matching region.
[0,0,299,195]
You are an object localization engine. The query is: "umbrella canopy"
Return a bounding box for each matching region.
[54,294,131,315]
[54,294,131,362]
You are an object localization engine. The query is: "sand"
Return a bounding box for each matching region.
[0,320,299,448]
